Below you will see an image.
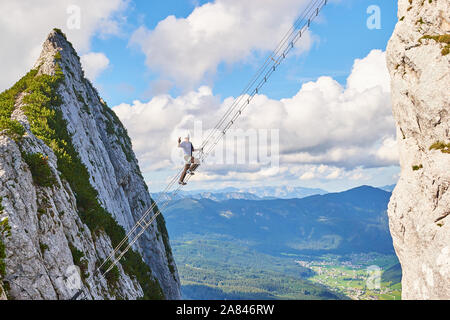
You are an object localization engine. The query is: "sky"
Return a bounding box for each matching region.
[0,0,400,193]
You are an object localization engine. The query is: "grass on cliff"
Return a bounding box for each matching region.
[0,69,38,140]
[22,152,57,188]
[0,199,11,284]
[429,141,450,154]
[0,236,6,290]
[0,50,164,299]
[156,213,177,278]
[419,34,450,55]
[69,242,89,281]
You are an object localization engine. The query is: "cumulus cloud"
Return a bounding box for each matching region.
[113,86,220,171]
[0,0,128,91]
[326,168,342,180]
[300,171,315,180]
[112,49,398,185]
[80,52,110,81]
[129,0,315,88]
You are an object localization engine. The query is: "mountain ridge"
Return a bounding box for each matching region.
[152,185,328,201]
[164,185,394,256]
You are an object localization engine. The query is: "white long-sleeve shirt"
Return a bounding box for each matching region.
[179,141,193,156]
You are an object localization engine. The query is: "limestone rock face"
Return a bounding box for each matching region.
[386,0,450,299]
[0,30,180,300]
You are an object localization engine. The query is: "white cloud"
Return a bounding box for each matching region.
[0,0,128,91]
[347,50,391,93]
[317,164,328,174]
[129,0,315,89]
[113,86,219,171]
[350,172,365,181]
[80,52,110,81]
[231,50,396,169]
[374,136,399,164]
[300,171,315,180]
[113,49,397,184]
[326,168,342,180]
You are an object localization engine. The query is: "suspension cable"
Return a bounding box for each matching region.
[201,0,327,162]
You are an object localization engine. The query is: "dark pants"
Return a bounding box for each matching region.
[180,156,200,183]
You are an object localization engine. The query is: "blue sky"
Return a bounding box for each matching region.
[1,0,400,193]
[95,0,399,192]
[93,0,398,106]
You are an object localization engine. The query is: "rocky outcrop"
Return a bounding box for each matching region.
[0,283,6,300]
[0,29,180,299]
[386,0,450,299]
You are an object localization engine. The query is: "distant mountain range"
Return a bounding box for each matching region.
[164,185,395,256]
[152,185,328,201]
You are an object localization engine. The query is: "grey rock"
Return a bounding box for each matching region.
[0,29,180,300]
[386,0,450,299]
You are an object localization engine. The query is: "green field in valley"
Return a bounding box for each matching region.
[294,253,401,300]
[173,235,347,300]
[171,235,401,300]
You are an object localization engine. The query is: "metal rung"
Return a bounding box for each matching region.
[138,220,150,229]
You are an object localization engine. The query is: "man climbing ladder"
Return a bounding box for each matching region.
[178,134,202,185]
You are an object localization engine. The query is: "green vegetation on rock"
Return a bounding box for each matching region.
[69,242,89,281]
[0,239,6,294]
[39,242,49,254]
[156,213,176,278]
[0,70,38,140]
[429,141,450,153]
[0,201,11,284]
[2,46,164,299]
[22,152,56,187]
[419,34,450,55]
[0,234,7,280]
[104,265,120,291]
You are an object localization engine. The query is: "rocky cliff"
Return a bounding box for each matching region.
[386,0,450,299]
[0,29,180,300]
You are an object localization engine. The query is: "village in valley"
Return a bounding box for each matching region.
[293,253,402,300]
